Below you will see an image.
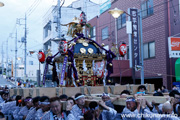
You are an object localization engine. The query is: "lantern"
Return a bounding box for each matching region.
[80,11,86,26]
[58,38,67,55]
[38,51,45,63]
[119,43,127,57]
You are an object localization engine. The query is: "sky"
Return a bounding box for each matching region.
[0,0,107,64]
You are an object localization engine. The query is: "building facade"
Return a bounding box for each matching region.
[14,55,44,82]
[86,0,180,89]
[43,0,100,55]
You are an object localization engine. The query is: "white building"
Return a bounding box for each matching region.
[43,0,100,55]
[14,54,44,82]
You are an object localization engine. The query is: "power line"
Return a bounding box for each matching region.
[6,0,178,54]
[26,0,41,15]
[27,0,42,17]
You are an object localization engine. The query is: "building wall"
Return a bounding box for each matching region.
[114,0,169,87]
[43,0,100,55]
[86,16,98,40]
[68,0,100,20]
[168,0,180,87]
[15,55,44,81]
[87,0,174,88]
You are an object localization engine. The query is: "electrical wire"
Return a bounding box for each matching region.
[61,0,65,7]
[26,0,40,13]
[26,0,41,16]
[5,0,180,62]
[4,0,174,52]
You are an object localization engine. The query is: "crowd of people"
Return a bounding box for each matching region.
[0,85,179,120]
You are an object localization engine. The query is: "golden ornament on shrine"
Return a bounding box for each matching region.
[109,63,113,66]
[101,43,105,47]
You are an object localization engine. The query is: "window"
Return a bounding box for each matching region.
[90,26,96,37]
[86,30,89,37]
[117,13,126,29]
[77,7,81,10]
[143,41,155,59]
[141,0,153,18]
[102,27,108,40]
[93,26,96,37]
[144,43,148,59]
[149,42,155,57]
[90,26,96,41]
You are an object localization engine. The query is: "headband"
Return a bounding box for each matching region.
[75,95,84,100]
[39,101,50,105]
[102,93,109,97]
[24,98,32,102]
[126,98,136,102]
[136,91,145,95]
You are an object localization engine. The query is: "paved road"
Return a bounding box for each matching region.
[0,76,16,88]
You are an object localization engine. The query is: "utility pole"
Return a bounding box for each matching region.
[24,14,27,79]
[6,38,8,79]
[15,29,17,85]
[57,0,61,38]
[83,0,87,36]
[139,10,144,85]
[1,43,3,77]
[17,14,27,81]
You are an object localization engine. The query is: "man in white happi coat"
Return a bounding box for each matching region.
[67,93,88,120]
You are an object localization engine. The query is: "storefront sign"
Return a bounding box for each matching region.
[100,0,111,14]
[168,37,180,58]
[130,8,140,66]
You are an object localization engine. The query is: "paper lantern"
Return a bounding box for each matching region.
[80,11,86,26]
[38,51,45,63]
[119,43,127,57]
[58,39,67,55]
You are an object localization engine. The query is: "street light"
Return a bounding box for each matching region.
[0,2,4,7]
[113,8,144,84]
[108,8,124,60]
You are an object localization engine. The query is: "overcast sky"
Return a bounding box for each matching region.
[0,0,106,63]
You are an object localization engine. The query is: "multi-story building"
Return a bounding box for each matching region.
[86,0,180,89]
[43,0,100,55]
[15,55,43,82]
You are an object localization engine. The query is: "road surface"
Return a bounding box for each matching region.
[0,76,16,88]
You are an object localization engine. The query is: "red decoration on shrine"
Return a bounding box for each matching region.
[38,51,45,63]
[58,39,67,55]
[80,11,86,26]
[97,70,104,79]
[119,43,127,57]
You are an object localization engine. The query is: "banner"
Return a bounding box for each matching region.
[60,56,68,85]
[130,8,140,66]
[100,0,111,14]
[168,37,180,58]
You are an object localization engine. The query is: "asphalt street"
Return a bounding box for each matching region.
[0,76,16,88]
